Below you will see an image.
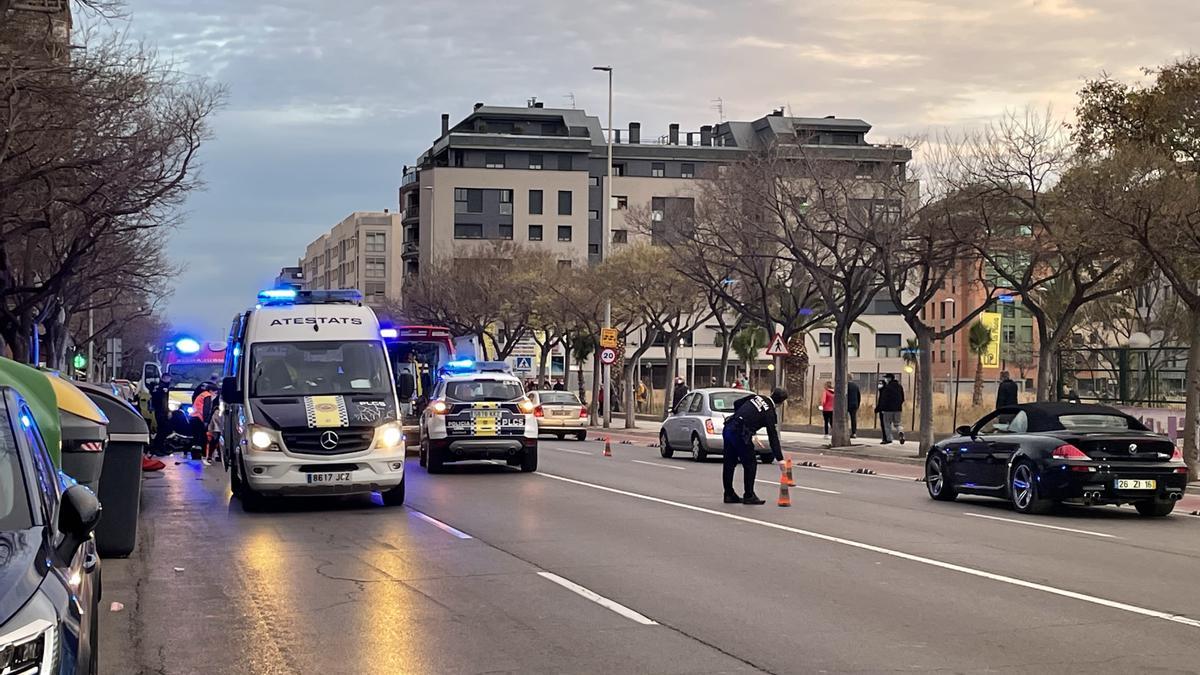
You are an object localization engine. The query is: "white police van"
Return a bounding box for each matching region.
[220,289,406,510]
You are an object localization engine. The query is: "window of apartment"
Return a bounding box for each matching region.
[365,257,387,279]
[872,297,900,315]
[557,225,572,242]
[939,349,947,363]
[558,190,572,215]
[498,223,514,240]
[589,176,600,187]
[499,189,513,215]
[588,244,600,255]
[558,154,573,171]
[939,303,946,320]
[651,162,666,178]
[817,333,832,358]
[875,333,902,359]
[558,260,572,269]
[588,210,599,221]
[453,151,464,167]
[681,163,695,179]
[615,195,628,210]
[529,153,543,170]
[612,229,628,244]
[485,152,505,169]
[528,224,543,241]
[454,223,483,239]
[651,196,665,221]
[848,333,861,358]
[365,281,386,300]
[1021,325,1034,342]
[529,189,543,215]
[613,163,626,176]
[455,188,483,214]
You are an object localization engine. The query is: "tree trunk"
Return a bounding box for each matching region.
[1035,334,1053,401]
[972,354,984,406]
[916,326,935,457]
[535,334,555,388]
[624,332,655,429]
[1183,308,1200,481]
[563,338,573,395]
[830,321,851,448]
[662,338,680,420]
[719,339,731,387]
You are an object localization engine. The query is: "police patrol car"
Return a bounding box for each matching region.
[219,289,407,510]
[418,360,539,473]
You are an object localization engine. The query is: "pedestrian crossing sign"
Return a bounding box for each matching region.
[514,356,533,372]
[765,332,789,356]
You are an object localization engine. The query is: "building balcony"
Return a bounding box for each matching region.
[402,241,420,259]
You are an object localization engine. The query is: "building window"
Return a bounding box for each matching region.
[485,152,505,169]
[557,225,572,242]
[362,230,386,252]
[848,333,861,359]
[939,349,946,363]
[365,281,386,300]
[651,196,665,221]
[588,210,599,221]
[529,189,543,215]
[681,163,695,178]
[875,333,902,359]
[818,333,832,358]
[612,229,628,244]
[558,154,572,171]
[528,224,543,241]
[453,151,464,167]
[454,223,483,239]
[499,189,513,215]
[529,153,543,170]
[589,176,600,187]
[558,260,572,269]
[498,224,513,240]
[455,188,483,214]
[615,195,628,210]
[558,190,572,215]
[365,257,387,279]
[588,244,599,255]
[651,162,665,177]
[613,163,626,176]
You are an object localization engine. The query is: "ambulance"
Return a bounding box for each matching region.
[219,289,406,510]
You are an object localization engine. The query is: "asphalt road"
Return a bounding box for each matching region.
[101,435,1200,674]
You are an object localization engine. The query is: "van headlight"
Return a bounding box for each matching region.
[248,425,281,451]
[168,400,180,412]
[373,422,404,449]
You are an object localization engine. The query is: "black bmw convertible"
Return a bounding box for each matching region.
[925,403,1189,516]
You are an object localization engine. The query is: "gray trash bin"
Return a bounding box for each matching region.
[78,382,150,558]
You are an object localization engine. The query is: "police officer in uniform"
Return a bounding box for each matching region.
[722,387,789,504]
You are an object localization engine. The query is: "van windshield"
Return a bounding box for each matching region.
[249,341,391,398]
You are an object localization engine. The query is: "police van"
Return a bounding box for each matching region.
[219,289,406,510]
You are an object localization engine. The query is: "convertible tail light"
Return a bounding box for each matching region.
[1171,446,1183,461]
[705,419,716,434]
[533,405,544,418]
[1052,443,1090,460]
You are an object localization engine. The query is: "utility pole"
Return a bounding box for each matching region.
[594,65,614,428]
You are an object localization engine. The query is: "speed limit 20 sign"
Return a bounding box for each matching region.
[599,347,618,365]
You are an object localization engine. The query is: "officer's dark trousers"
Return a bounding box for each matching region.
[722,425,757,497]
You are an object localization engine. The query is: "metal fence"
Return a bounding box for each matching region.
[1057,346,1188,406]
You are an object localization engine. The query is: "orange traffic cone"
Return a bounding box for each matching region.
[777,477,791,507]
[603,436,613,457]
[784,458,796,487]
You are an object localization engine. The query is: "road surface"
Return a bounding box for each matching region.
[101,435,1200,674]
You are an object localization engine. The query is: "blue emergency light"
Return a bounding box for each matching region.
[174,337,201,354]
[257,288,362,306]
[444,359,475,372]
[380,328,399,339]
[258,288,298,303]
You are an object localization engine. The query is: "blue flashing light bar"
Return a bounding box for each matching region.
[257,288,363,306]
[998,294,1016,304]
[445,359,475,371]
[174,337,201,354]
[380,328,399,339]
[258,288,298,303]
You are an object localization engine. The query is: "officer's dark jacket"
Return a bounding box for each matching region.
[727,394,783,461]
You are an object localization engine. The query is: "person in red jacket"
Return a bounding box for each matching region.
[820,381,834,436]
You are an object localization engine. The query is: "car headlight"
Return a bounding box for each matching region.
[0,618,57,675]
[373,422,404,449]
[168,400,180,412]
[247,425,281,451]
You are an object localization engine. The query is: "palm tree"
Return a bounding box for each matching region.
[967,320,994,406]
[570,335,595,404]
[731,326,768,390]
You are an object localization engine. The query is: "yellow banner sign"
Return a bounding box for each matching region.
[981,312,1002,368]
[599,328,619,349]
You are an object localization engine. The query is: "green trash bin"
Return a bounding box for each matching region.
[77,381,150,558]
[46,374,109,494]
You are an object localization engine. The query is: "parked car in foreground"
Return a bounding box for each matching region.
[0,385,103,674]
[659,388,772,463]
[528,390,587,440]
[925,402,1189,516]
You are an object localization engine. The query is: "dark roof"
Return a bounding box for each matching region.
[996,402,1146,432]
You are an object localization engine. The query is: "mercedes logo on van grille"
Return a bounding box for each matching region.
[1128,443,1138,455]
[320,431,340,450]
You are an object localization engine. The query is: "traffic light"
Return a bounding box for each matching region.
[72,353,87,370]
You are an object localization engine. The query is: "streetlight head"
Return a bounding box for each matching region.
[592,65,612,72]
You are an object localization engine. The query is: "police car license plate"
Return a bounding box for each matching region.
[307,472,352,484]
[1116,479,1155,490]
[473,409,501,418]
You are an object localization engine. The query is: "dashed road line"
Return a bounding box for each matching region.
[755,479,840,495]
[537,572,658,625]
[410,510,473,539]
[632,460,686,471]
[547,447,592,456]
[962,512,1118,539]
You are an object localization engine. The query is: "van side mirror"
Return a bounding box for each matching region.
[56,484,101,564]
[221,376,243,404]
[955,425,973,437]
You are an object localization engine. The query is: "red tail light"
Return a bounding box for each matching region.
[1051,443,1090,460]
[579,406,589,418]
[705,419,716,434]
[1171,446,1183,461]
[534,405,544,418]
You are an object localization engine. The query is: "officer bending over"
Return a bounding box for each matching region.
[722,388,788,505]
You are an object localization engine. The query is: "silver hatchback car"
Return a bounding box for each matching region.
[658,388,773,462]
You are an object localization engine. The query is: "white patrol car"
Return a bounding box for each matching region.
[418,361,539,473]
[219,289,407,510]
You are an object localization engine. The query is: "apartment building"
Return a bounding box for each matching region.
[297,211,402,307]
[397,101,918,384]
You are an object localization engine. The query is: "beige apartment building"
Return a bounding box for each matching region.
[298,211,402,306]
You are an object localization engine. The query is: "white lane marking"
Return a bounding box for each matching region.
[801,465,916,482]
[962,512,1118,539]
[537,472,1200,629]
[632,459,686,471]
[537,572,658,625]
[548,447,592,456]
[755,479,841,495]
[410,510,473,539]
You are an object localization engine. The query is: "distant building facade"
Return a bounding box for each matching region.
[297,211,401,307]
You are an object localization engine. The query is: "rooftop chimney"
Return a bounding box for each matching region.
[384,208,389,214]
[474,102,484,110]
[668,123,679,145]
[629,122,641,144]
[700,125,713,146]
[441,113,449,135]
[771,107,785,117]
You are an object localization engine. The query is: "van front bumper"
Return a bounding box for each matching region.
[243,447,406,496]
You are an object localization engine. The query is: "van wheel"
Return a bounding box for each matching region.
[380,477,405,506]
[521,446,539,473]
[235,455,267,512]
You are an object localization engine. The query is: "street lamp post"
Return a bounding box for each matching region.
[593,65,613,428]
[943,298,959,429]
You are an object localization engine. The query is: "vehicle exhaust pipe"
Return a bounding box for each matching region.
[1169,492,1183,501]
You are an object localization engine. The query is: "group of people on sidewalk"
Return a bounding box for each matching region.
[817,374,906,444]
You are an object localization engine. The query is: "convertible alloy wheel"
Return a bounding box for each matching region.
[926,454,956,501]
[1011,463,1034,510]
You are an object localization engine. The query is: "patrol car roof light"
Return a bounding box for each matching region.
[174,337,201,354]
[444,359,475,372]
[380,328,399,339]
[257,288,298,304]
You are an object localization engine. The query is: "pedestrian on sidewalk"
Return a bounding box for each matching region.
[996,371,1018,409]
[722,388,789,505]
[819,381,834,436]
[879,374,906,445]
[846,380,860,438]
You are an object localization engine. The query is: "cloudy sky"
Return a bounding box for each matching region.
[121,0,1200,338]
